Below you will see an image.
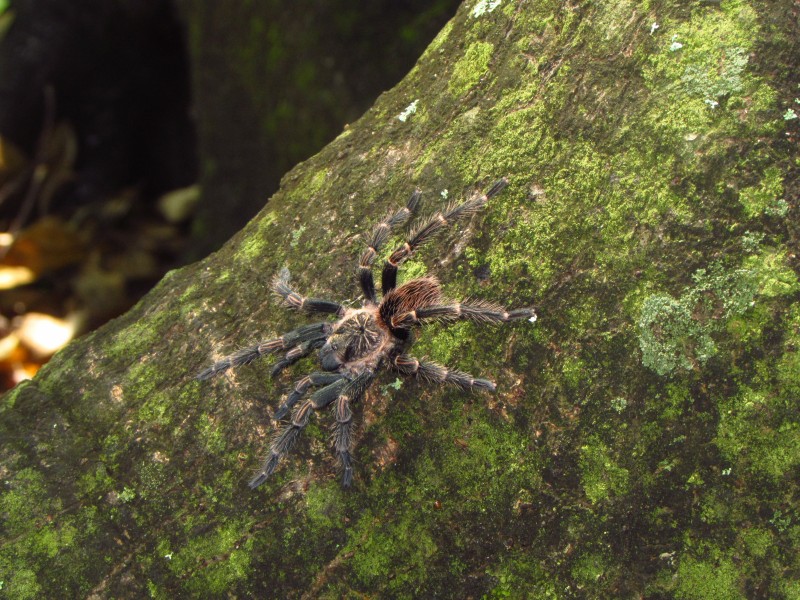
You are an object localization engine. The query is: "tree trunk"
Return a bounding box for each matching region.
[2,1,798,598]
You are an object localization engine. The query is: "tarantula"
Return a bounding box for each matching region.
[197,178,536,488]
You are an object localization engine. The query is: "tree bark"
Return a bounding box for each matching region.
[2,1,798,598]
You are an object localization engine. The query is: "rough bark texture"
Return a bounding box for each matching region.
[2,1,799,598]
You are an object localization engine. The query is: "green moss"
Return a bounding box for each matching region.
[699,492,730,526]
[712,300,799,483]
[777,303,800,396]
[259,209,278,229]
[485,554,558,599]
[77,462,114,498]
[2,469,54,537]
[449,41,495,96]
[571,551,609,588]
[744,248,799,298]
[179,283,200,302]
[0,379,24,410]
[739,166,787,217]
[739,527,772,559]
[135,386,171,427]
[236,229,270,262]
[304,483,344,530]
[412,410,543,512]
[561,355,588,390]
[307,169,328,195]
[397,258,428,283]
[1,569,41,600]
[0,468,98,597]
[579,436,630,503]
[413,321,475,365]
[347,512,437,592]
[169,520,254,594]
[675,554,744,600]
[105,306,180,364]
[232,209,280,264]
[715,385,800,480]
[198,413,228,455]
[780,580,800,600]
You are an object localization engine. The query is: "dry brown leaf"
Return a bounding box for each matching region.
[2,216,86,276]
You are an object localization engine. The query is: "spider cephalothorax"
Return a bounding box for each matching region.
[198,178,536,488]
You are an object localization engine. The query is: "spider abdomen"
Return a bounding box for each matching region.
[378,276,442,327]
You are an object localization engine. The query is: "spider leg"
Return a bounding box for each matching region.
[330,372,374,487]
[392,300,536,329]
[197,322,332,380]
[249,378,350,488]
[359,189,421,304]
[273,267,344,316]
[269,338,327,377]
[381,178,508,295]
[273,372,344,420]
[392,354,496,392]
[332,394,355,486]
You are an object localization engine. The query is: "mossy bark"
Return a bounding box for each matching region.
[2,1,799,598]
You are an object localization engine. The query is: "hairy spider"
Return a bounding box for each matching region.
[197,178,536,488]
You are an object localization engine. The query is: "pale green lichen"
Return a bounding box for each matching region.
[397,99,420,122]
[637,293,714,376]
[290,224,307,248]
[637,260,769,375]
[471,0,502,19]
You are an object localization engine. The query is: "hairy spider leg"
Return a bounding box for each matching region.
[393,354,496,392]
[392,301,536,329]
[273,267,344,316]
[249,378,350,488]
[381,178,509,296]
[333,393,355,486]
[269,338,327,377]
[196,322,332,380]
[274,372,344,420]
[359,189,421,304]
[330,372,374,486]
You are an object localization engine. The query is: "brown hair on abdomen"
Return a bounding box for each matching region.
[379,277,442,325]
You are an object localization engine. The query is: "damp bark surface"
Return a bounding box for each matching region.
[2,1,799,598]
